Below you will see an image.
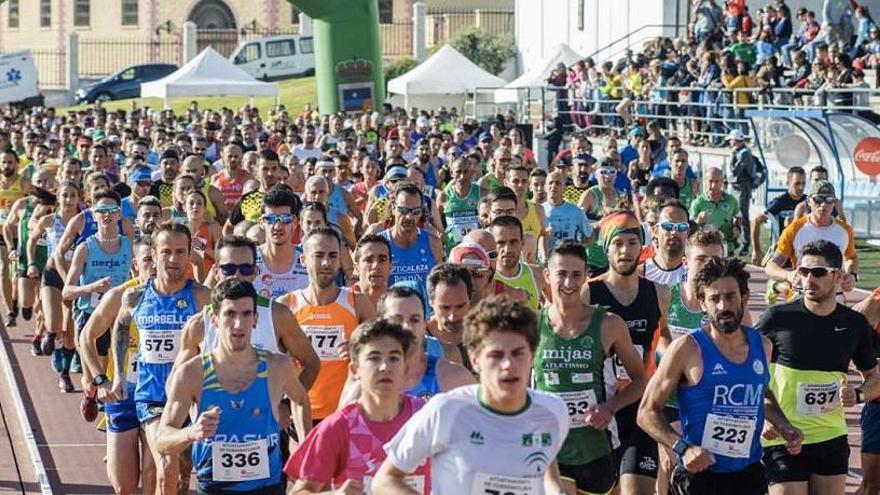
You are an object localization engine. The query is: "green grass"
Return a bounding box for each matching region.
[854,240,880,291]
[59,76,317,115]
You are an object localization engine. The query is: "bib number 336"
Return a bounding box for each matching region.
[211,439,269,482]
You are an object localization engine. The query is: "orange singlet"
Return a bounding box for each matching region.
[214,171,247,210]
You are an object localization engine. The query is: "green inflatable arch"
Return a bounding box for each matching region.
[291,0,385,113]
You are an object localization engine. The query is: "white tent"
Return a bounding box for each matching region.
[387,44,506,111]
[141,47,279,100]
[494,43,583,103]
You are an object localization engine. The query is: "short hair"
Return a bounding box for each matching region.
[800,240,843,269]
[489,215,524,238]
[300,201,328,222]
[506,166,529,178]
[259,149,280,162]
[549,241,589,267]
[688,229,725,252]
[392,182,423,204]
[694,257,750,300]
[151,221,192,251]
[304,225,342,248]
[215,235,257,264]
[529,168,548,179]
[378,284,426,317]
[810,165,828,177]
[211,279,257,315]
[487,186,518,206]
[427,263,474,301]
[138,195,162,211]
[656,197,689,221]
[263,184,301,215]
[787,166,806,178]
[185,188,208,205]
[646,177,680,198]
[93,190,121,206]
[354,234,391,262]
[464,296,538,355]
[349,318,414,361]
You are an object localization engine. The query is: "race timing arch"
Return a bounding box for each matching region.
[291,0,385,113]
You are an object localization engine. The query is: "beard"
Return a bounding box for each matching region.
[610,258,638,276]
[1,167,14,178]
[710,308,743,334]
[577,172,591,183]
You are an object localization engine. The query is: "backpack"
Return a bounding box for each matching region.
[751,156,766,189]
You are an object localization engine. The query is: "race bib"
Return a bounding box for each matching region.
[363,475,425,494]
[36,235,47,246]
[211,439,270,482]
[701,414,756,459]
[448,215,480,241]
[140,330,181,364]
[796,382,840,416]
[614,345,644,381]
[470,472,540,495]
[303,325,344,360]
[126,351,139,384]
[557,389,598,428]
[669,325,691,340]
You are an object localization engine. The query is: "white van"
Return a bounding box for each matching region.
[230,34,315,81]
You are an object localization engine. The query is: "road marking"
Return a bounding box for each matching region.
[0,332,53,494]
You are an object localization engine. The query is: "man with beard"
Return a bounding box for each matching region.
[476,147,512,194]
[437,156,481,255]
[641,198,690,287]
[588,210,670,495]
[225,149,290,235]
[536,242,646,495]
[135,196,162,239]
[426,264,474,369]
[563,153,597,205]
[252,186,307,299]
[638,257,803,495]
[149,148,180,208]
[411,139,439,188]
[211,142,252,211]
[0,150,30,326]
[292,125,321,161]
[489,215,548,312]
[279,227,375,425]
[757,240,880,495]
[352,234,392,307]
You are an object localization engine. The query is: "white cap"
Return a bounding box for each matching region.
[727,129,746,141]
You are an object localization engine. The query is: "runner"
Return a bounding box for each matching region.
[157,279,310,495]
[373,296,570,494]
[224,149,287,235]
[449,241,495,304]
[638,257,803,495]
[352,234,392,307]
[542,170,592,254]
[641,198,690,287]
[588,210,670,494]
[106,222,211,495]
[437,156,481,255]
[180,154,228,224]
[750,166,806,266]
[855,290,880,495]
[536,241,647,495]
[425,263,476,370]
[506,165,547,258]
[252,186,308,299]
[562,153,596,205]
[149,148,180,208]
[278,226,375,424]
[211,142,252,210]
[121,165,154,221]
[285,319,430,494]
[690,167,742,255]
[757,240,880,495]
[489,215,548,312]
[476,147,512,194]
[184,190,221,280]
[61,191,134,392]
[0,149,30,326]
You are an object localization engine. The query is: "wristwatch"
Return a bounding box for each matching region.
[92,374,109,387]
[672,438,690,457]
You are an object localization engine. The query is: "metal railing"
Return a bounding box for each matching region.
[584,23,687,65]
[31,48,66,89]
[79,36,182,78]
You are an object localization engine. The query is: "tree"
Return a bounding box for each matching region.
[384,57,419,87]
[447,27,514,76]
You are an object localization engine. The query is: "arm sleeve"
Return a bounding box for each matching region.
[383,398,445,474]
[283,416,347,483]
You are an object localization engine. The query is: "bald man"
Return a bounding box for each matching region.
[689,167,741,254]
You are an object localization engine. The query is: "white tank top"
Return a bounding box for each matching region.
[253,246,309,300]
[202,295,279,353]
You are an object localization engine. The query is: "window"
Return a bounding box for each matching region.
[300,37,314,54]
[40,0,51,27]
[577,0,585,31]
[267,39,295,58]
[378,0,393,23]
[121,0,138,26]
[234,43,261,64]
[74,0,90,27]
[7,0,19,28]
[119,68,136,80]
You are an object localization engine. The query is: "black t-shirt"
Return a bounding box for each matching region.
[756,300,877,373]
[765,192,805,231]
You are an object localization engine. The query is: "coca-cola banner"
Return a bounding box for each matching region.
[853,137,880,176]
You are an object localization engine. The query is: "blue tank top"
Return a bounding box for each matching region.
[121,196,137,220]
[408,354,441,399]
[76,235,132,313]
[426,335,443,358]
[328,184,347,223]
[75,209,125,248]
[45,213,67,263]
[677,327,769,472]
[380,228,436,290]
[192,350,282,492]
[133,279,198,405]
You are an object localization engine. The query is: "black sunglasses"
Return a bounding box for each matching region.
[217,263,256,276]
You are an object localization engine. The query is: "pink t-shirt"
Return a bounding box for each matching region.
[284,394,430,492]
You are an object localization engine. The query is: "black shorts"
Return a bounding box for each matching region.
[560,453,617,494]
[671,461,766,495]
[197,483,284,495]
[42,266,64,291]
[615,403,659,478]
[763,435,849,484]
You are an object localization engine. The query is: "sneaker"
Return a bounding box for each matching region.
[40,333,55,356]
[58,374,74,393]
[30,338,42,356]
[70,352,82,374]
[6,314,16,328]
[51,348,64,374]
[80,391,98,422]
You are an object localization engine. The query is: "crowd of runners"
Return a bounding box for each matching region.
[0,97,878,495]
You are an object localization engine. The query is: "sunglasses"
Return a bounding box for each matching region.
[659,221,689,233]
[810,195,835,204]
[262,213,294,225]
[396,205,424,217]
[598,168,617,176]
[94,205,120,215]
[217,263,257,276]
[796,266,839,278]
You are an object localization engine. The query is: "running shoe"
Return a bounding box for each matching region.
[30,336,42,356]
[40,332,55,356]
[80,390,98,422]
[51,348,64,374]
[6,314,16,328]
[70,352,82,374]
[58,374,74,393]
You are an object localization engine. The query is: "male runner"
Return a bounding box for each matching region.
[437,155,481,255]
[449,241,495,304]
[758,240,880,495]
[352,234,392,307]
[286,319,431,494]
[158,279,310,495]
[149,148,180,208]
[279,226,375,424]
[252,186,307,299]
[425,263,476,369]
[0,149,30,326]
[690,167,742,255]
[374,296,570,494]
[506,165,547,257]
[107,222,211,495]
[751,166,807,266]
[225,149,286,234]
[537,242,647,495]
[489,215,548,312]
[211,142,252,210]
[638,257,803,495]
[563,153,596,205]
[855,290,880,495]
[542,170,592,254]
[641,198,690,287]
[588,210,671,494]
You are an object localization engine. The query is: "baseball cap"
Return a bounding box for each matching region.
[315,160,336,169]
[726,129,746,141]
[416,116,429,128]
[479,131,493,142]
[385,165,408,180]
[628,126,646,138]
[160,148,180,161]
[450,241,490,268]
[810,179,836,197]
[128,167,153,184]
[573,153,597,165]
[76,136,93,146]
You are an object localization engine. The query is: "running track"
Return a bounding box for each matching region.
[0,267,872,494]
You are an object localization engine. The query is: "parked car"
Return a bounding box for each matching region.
[230,35,315,81]
[75,63,177,104]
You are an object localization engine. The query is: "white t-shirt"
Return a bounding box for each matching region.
[292,145,322,161]
[384,385,569,494]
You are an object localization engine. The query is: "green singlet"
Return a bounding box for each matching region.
[660,281,706,409]
[442,182,481,254]
[18,197,48,273]
[534,305,610,465]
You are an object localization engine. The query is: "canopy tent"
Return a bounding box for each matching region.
[387,44,506,111]
[141,47,279,100]
[494,44,583,103]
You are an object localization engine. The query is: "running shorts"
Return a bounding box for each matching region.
[559,453,617,494]
[615,403,659,478]
[862,402,880,454]
[763,435,849,483]
[104,399,139,433]
[671,461,766,495]
[41,266,64,291]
